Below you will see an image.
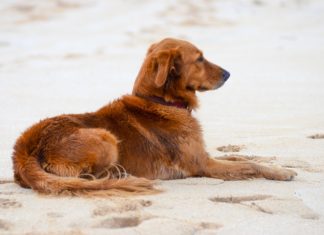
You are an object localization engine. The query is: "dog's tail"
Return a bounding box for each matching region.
[12,139,159,197]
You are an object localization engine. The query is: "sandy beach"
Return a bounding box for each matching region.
[1,0,324,234]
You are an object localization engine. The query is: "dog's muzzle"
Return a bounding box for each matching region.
[213,69,230,90]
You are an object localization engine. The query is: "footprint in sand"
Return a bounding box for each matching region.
[210,195,274,214]
[308,133,324,139]
[198,222,222,230]
[210,195,319,219]
[0,198,22,209]
[95,215,153,229]
[0,219,11,231]
[47,212,64,218]
[280,159,323,173]
[127,218,222,233]
[210,195,272,204]
[0,180,13,184]
[93,199,154,229]
[93,199,152,217]
[216,144,245,153]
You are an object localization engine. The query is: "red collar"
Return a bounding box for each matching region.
[136,94,190,111]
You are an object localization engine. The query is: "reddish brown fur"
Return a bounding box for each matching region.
[12,38,297,196]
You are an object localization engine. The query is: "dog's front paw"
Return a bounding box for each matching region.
[278,168,298,181]
[262,167,297,181]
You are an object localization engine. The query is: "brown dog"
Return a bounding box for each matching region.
[12,38,296,196]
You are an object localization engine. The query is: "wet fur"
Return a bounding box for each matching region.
[12,38,297,196]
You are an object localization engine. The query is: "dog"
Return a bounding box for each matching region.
[12,38,297,196]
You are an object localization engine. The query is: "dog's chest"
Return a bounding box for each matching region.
[151,122,205,178]
[116,109,205,179]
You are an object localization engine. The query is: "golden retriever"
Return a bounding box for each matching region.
[12,38,297,196]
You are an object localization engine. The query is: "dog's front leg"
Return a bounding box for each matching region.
[201,157,297,181]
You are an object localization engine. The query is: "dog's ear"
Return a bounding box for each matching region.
[154,48,181,88]
[146,43,157,55]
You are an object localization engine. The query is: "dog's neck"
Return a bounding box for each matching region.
[135,93,191,112]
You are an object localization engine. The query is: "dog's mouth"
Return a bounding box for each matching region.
[197,86,209,92]
[186,85,214,92]
[213,81,225,90]
[186,85,196,92]
[186,85,210,92]
[186,82,225,92]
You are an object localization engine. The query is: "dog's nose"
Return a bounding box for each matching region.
[222,69,230,81]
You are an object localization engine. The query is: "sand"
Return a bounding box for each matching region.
[1,0,324,234]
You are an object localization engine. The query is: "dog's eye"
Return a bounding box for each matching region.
[196,56,204,62]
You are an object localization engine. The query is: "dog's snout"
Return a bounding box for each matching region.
[222,69,230,81]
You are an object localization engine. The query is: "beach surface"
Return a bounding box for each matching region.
[1,0,324,234]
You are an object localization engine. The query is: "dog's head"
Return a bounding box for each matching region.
[133,38,230,110]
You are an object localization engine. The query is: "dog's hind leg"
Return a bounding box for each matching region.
[42,128,119,179]
[14,126,158,196]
